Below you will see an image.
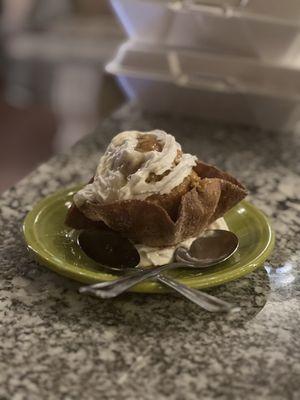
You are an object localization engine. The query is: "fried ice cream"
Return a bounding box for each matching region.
[66,130,247,254]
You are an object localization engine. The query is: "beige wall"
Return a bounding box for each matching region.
[73,0,112,15]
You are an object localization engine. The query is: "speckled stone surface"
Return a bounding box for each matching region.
[1,104,300,400]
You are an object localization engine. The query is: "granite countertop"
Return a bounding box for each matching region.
[1,104,300,400]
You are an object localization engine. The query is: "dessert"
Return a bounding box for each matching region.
[66,130,247,266]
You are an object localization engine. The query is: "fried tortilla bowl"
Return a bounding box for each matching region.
[66,160,247,247]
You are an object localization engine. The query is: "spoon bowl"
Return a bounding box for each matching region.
[79,229,239,272]
[78,229,140,271]
[175,230,239,267]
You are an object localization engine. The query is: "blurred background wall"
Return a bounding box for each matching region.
[2,0,299,193]
[0,0,125,193]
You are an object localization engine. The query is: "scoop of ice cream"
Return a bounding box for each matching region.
[137,217,229,267]
[74,130,197,207]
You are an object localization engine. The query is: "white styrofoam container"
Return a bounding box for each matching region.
[106,41,300,131]
[110,0,300,66]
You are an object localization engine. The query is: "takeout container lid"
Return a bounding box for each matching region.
[106,40,300,130]
[114,0,300,25]
[107,41,300,101]
[110,0,300,65]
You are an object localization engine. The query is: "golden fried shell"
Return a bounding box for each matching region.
[66,160,247,246]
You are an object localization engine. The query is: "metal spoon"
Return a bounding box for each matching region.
[78,229,240,313]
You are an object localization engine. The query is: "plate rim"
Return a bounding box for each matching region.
[23,187,275,293]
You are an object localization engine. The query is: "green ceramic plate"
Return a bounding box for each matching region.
[23,187,275,293]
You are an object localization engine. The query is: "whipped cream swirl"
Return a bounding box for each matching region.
[74,130,197,206]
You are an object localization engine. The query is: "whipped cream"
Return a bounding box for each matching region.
[74,130,197,207]
[137,218,229,267]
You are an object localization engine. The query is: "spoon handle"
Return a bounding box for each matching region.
[79,270,239,313]
[79,262,184,297]
[79,266,239,313]
[157,275,240,313]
